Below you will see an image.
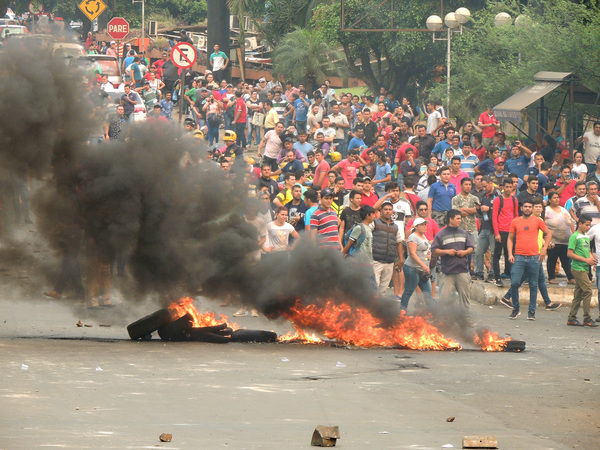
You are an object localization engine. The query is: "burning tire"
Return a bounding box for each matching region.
[230,329,278,343]
[127,309,174,340]
[157,313,194,341]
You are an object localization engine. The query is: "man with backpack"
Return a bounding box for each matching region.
[342,205,377,289]
[492,177,519,287]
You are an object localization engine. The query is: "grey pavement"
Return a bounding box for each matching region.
[1,293,600,449]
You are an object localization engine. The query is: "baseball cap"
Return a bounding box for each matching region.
[495,131,506,137]
[259,77,266,82]
[321,188,334,197]
[413,217,429,227]
[142,80,149,85]
[362,176,372,181]
[110,40,116,45]
[199,88,209,93]
[381,200,394,208]
[494,157,505,164]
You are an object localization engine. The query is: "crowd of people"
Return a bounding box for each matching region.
[79,39,600,327]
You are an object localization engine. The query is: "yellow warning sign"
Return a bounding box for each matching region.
[78,0,107,22]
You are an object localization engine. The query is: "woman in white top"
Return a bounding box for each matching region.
[148,71,165,91]
[399,218,435,312]
[545,191,575,284]
[262,207,299,254]
[571,151,588,181]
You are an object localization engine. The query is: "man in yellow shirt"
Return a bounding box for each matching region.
[264,100,280,133]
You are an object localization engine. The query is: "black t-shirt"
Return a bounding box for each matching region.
[256,176,280,201]
[412,135,436,161]
[340,207,361,234]
[194,96,208,119]
[363,121,379,147]
[286,200,308,233]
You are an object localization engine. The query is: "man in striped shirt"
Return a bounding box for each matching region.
[310,188,341,250]
[572,180,600,225]
[459,142,479,178]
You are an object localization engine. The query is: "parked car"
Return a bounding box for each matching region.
[0,25,27,39]
[75,55,123,89]
[52,42,85,61]
[104,88,147,122]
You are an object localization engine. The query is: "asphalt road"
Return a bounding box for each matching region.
[1,293,599,449]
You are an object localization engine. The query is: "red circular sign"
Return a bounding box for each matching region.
[107,17,129,40]
[170,42,197,69]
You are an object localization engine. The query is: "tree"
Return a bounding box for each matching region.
[273,27,342,91]
[426,0,600,125]
[311,0,483,101]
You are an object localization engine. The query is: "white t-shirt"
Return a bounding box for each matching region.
[427,110,442,134]
[265,221,294,252]
[315,126,336,141]
[583,131,600,163]
[390,198,413,241]
[572,162,588,180]
[586,223,600,266]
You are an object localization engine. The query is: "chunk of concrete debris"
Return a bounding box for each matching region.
[311,425,340,447]
[462,435,498,448]
[159,433,172,442]
[76,320,84,327]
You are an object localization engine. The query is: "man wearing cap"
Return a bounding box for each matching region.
[478,106,500,149]
[106,40,117,57]
[135,80,161,109]
[489,157,507,188]
[310,188,341,250]
[209,44,229,82]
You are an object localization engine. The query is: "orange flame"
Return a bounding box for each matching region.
[280,299,461,350]
[473,329,511,351]
[277,325,325,344]
[168,297,238,330]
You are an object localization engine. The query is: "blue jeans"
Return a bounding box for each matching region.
[505,261,550,305]
[510,255,540,313]
[400,265,435,311]
[207,123,219,146]
[334,138,347,158]
[295,121,307,134]
[474,229,495,275]
[235,122,247,148]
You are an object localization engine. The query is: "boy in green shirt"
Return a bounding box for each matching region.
[567,214,599,327]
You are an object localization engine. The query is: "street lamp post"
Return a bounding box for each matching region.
[426,7,470,120]
[132,0,145,54]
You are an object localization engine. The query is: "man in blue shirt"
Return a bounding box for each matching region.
[432,127,456,158]
[293,89,310,133]
[505,142,533,180]
[458,142,479,178]
[348,127,366,151]
[427,166,456,227]
[292,131,314,159]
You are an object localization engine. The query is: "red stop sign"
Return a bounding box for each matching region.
[107,17,129,40]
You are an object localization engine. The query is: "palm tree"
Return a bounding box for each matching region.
[273,28,342,91]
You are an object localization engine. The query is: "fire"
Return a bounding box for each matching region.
[280,299,461,350]
[278,326,325,344]
[168,297,238,330]
[474,329,512,351]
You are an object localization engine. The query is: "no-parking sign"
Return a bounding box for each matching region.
[170,42,197,69]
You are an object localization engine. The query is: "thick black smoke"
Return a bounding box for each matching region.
[0,38,397,323]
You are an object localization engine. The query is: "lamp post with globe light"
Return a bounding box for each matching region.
[426,7,470,120]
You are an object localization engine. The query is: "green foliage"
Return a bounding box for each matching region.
[428,0,600,123]
[273,27,342,90]
[262,0,320,45]
[312,0,483,101]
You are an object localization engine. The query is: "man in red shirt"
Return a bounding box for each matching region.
[233,90,247,149]
[313,149,331,190]
[449,156,469,191]
[153,52,169,78]
[507,199,552,320]
[478,107,500,149]
[394,138,419,166]
[492,178,518,287]
[556,165,576,206]
[360,177,379,207]
[332,149,365,189]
